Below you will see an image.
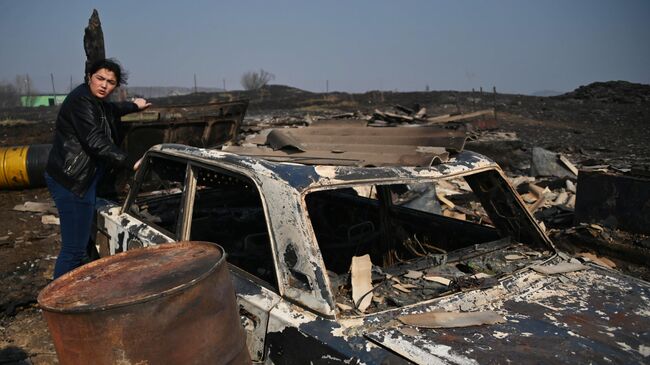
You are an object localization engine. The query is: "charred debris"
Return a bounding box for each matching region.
[235,103,649,277]
[8,101,649,284]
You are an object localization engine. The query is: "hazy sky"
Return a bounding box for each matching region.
[1,0,648,95]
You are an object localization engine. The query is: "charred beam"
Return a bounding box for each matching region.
[84,9,105,76]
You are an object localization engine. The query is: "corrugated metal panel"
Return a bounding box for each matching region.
[227,123,467,167]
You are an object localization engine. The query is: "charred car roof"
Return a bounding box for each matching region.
[147,143,498,191]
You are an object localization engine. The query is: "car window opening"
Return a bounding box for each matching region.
[128,157,277,289]
[305,171,552,315]
[189,166,277,289]
[129,157,187,236]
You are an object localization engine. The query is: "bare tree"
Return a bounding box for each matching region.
[14,74,34,96]
[13,74,39,107]
[240,69,275,90]
[0,81,20,107]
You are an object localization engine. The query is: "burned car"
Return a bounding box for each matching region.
[94,124,649,364]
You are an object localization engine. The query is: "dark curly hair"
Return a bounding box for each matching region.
[85,58,128,86]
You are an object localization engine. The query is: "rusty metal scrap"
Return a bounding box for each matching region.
[226,122,468,167]
[398,310,506,328]
[369,106,496,129]
[531,261,589,275]
[334,239,551,314]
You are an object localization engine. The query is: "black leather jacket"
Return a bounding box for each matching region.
[46,84,139,197]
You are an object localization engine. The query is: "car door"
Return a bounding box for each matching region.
[95,153,190,256]
[95,200,174,256]
[184,162,282,363]
[229,269,281,363]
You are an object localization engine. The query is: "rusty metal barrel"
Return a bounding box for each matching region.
[37,241,251,365]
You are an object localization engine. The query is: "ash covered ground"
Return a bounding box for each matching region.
[1,81,649,364]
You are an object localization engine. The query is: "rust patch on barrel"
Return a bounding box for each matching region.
[39,241,223,312]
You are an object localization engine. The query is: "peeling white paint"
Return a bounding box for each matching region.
[364,342,376,353]
[634,306,650,317]
[320,354,343,361]
[314,166,338,180]
[97,204,174,256]
[617,342,633,352]
[266,301,315,333]
[239,293,277,310]
[338,317,365,328]
[493,331,509,339]
[331,318,366,340]
[567,331,582,338]
[543,313,558,323]
[370,331,479,365]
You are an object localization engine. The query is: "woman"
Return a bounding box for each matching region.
[45,58,151,278]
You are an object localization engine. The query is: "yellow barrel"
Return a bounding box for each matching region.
[0,144,51,189]
[0,145,29,188]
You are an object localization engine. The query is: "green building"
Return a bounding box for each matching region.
[20,94,67,107]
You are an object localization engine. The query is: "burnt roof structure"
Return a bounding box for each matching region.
[224,120,468,167]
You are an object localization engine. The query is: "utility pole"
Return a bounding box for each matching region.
[194,74,197,93]
[26,74,31,106]
[50,73,57,105]
[493,86,498,121]
[326,79,329,93]
[223,78,226,91]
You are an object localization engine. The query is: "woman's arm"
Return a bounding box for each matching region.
[69,95,128,166]
[113,98,152,116]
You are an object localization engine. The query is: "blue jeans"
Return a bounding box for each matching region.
[45,171,102,279]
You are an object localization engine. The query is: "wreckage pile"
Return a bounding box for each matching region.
[236,106,649,286]
[556,80,650,104]
[333,239,553,315]
[238,104,496,140]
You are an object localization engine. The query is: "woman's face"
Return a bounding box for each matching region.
[88,68,117,99]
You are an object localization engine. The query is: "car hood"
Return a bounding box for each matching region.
[362,263,649,364]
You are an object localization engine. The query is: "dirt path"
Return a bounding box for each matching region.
[0,188,58,364]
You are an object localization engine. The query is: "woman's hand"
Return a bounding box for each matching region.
[133,98,152,110]
[133,157,144,171]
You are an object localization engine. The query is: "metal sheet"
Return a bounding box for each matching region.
[234,123,466,167]
[224,145,448,167]
[100,99,248,197]
[121,99,249,166]
[265,125,467,149]
[575,169,650,234]
[365,265,650,364]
